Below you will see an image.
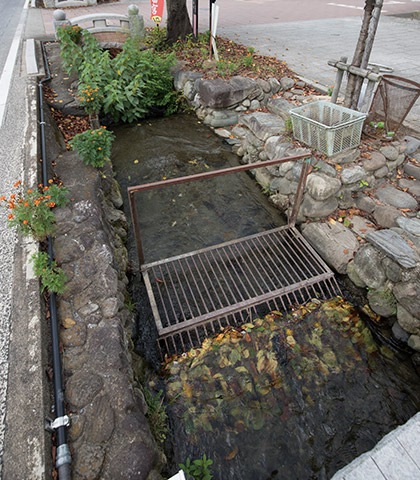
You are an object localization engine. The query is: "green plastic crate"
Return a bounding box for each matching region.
[290,101,366,157]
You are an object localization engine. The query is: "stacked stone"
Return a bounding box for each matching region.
[173,72,312,128]
[53,152,164,480]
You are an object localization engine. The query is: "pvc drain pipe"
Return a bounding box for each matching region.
[39,41,71,480]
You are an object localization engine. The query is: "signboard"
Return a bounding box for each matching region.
[150,0,164,25]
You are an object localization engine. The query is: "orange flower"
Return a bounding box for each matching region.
[34,200,40,206]
[48,179,53,184]
[10,194,16,199]
[27,189,32,193]
[14,181,21,187]
[49,202,55,208]
[23,220,28,225]
[24,202,29,207]
[8,213,13,219]
[0,196,5,201]
[98,147,102,151]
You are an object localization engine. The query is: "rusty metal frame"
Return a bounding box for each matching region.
[125,153,342,355]
[127,153,311,266]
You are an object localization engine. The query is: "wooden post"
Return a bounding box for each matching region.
[331,56,348,104]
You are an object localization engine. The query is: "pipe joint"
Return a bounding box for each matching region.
[56,444,72,469]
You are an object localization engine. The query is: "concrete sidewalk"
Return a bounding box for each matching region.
[31,2,420,132]
[219,15,420,132]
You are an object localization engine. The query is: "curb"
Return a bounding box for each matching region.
[1,78,51,479]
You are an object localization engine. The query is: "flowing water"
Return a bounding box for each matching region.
[112,114,285,266]
[111,113,420,480]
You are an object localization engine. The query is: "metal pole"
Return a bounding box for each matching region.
[127,153,310,194]
[128,191,145,266]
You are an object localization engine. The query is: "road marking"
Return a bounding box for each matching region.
[327,3,364,10]
[327,2,389,12]
[0,0,29,128]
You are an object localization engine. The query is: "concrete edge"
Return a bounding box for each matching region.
[331,412,420,479]
[2,79,51,479]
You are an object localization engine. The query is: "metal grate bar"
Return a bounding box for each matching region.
[143,226,340,355]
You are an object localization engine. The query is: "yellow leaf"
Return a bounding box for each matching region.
[257,355,265,374]
[225,446,239,460]
[329,218,336,225]
[62,317,76,329]
[286,335,296,346]
[183,382,193,398]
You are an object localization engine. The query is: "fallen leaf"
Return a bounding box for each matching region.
[62,317,76,329]
[343,249,349,254]
[225,446,239,460]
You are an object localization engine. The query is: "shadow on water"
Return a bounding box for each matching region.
[111,113,420,479]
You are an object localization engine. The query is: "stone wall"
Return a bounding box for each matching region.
[176,70,420,367]
[53,151,164,480]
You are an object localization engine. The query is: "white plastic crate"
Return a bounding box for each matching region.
[290,101,367,157]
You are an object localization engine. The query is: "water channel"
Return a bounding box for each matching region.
[111,113,420,480]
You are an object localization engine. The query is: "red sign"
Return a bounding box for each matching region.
[150,0,164,25]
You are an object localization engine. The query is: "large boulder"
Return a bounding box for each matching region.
[366,229,420,269]
[301,221,360,273]
[306,173,341,201]
[199,76,261,108]
[375,186,418,210]
[353,245,386,289]
[241,112,286,141]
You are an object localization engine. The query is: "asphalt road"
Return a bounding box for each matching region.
[0,0,27,73]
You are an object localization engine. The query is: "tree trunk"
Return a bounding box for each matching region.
[166,0,193,44]
[344,0,375,108]
[351,0,384,109]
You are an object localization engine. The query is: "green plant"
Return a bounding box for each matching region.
[144,388,168,445]
[179,454,214,480]
[56,24,85,74]
[285,117,293,134]
[327,86,334,96]
[144,26,168,50]
[0,181,69,240]
[70,127,115,168]
[359,179,369,188]
[30,251,67,294]
[242,46,255,68]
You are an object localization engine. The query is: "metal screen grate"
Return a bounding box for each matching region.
[142,225,340,356]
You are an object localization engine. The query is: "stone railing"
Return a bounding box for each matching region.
[53,5,144,44]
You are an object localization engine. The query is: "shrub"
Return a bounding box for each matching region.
[56,29,178,123]
[0,181,69,240]
[70,127,115,167]
[30,251,67,294]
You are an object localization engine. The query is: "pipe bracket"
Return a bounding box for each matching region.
[45,415,70,432]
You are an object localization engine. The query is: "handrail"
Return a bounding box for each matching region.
[127,153,312,266]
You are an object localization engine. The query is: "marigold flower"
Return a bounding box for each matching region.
[48,179,53,184]
[98,147,102,151]
[98,132,102,135]
[49,202,55,208]
[27,189,32,193]
[34,200,40,206]
[23,220,28,225]
[43,187,49,191]
[45,195,51,199]
[0,196,5,201]
[14,181,21,187]
[8,214,13,219]
[24,202,29,207]
[10,194,16,199]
